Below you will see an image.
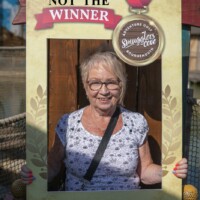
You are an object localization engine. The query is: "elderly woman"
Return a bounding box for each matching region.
[21,51,187,191]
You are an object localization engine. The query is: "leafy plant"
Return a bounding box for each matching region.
[27,85,47,180]
[162,85,181,177]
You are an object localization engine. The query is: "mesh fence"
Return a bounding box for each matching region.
[187,103,200,199]
[0,113,26,200]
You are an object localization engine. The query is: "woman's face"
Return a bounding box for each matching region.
[85,66,121,114]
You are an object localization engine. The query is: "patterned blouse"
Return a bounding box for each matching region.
[55,106,149,191]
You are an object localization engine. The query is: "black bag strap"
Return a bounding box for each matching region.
[83,106,120,182]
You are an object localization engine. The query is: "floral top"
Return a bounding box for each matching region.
[55,106,148,191]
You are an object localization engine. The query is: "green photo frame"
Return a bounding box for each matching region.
[26,0,183,199]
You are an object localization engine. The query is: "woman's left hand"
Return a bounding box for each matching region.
[172,158,188,179]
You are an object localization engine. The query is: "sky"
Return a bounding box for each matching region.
[0,0,23,36]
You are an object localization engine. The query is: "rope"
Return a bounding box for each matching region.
[0,112,26,126]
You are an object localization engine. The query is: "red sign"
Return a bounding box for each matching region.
[35,7,122,30]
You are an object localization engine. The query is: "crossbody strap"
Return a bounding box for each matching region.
[83,106,121,182]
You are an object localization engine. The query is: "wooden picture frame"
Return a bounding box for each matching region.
[26,0,183,199]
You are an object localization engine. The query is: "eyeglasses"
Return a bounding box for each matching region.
[87,80,120,91]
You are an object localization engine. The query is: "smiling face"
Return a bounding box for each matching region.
[85,65,121,115]
[80,52,127,111]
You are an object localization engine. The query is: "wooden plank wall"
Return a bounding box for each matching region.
[48,39,78,149]
[48,39,161,188]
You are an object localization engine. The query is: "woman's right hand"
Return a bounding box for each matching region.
[20,165,36,185]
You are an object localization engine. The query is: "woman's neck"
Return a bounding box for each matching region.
[81,105,122,136]
[89,105,117,118]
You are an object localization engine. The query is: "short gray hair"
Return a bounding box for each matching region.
[80,51,127,105]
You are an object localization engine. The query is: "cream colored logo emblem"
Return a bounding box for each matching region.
[113,15,164,66]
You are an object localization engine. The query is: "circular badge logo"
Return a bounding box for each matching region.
[112,15,164,66]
